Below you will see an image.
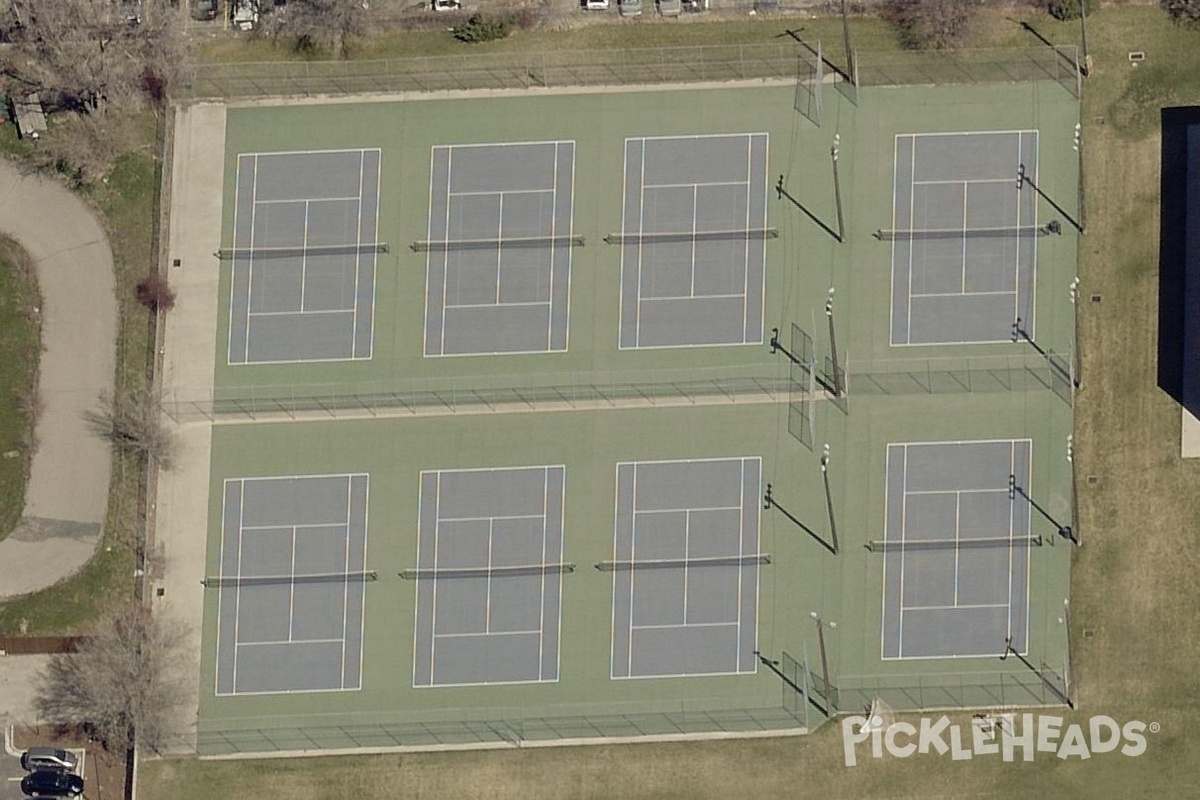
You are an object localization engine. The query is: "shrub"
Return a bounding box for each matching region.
[135,272,175,312]
[882,0,979,50]
[453,13,513,43]
[1047,0,1097,21]
[1162,0,1200,28]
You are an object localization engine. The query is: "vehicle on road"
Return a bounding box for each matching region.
[20,770,84,798]
[20,749,79,773]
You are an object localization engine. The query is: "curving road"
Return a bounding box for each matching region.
[0,161,115,600]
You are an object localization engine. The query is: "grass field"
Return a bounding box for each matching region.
[137,5,1200,799]
[0,236,42,541]
[0,137,159,633]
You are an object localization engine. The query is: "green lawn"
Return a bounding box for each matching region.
[0,128,159,633]
[0,236,41,541]
[135,5,1200,799]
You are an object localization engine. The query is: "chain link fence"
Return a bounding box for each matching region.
[833,666,1073,714]
[854,45,1082,98]
[191,698,807,755]
[182,43,1083,100]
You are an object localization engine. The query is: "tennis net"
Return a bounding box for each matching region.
[873,226,1049,241]
[866,535,1042,553]
[409,235,585,253]
[201,570,379,588]
[215,243,390,259]
[603,228,779,245]
[594,554,771,572]
[398,562,577,580]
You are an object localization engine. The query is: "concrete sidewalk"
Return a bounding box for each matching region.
[0,162,115,599]
[152,102,227,753]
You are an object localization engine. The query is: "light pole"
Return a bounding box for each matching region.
[825,287,843,397]
[820,444,840,554]
[810,611,837,713]
[831,135,846,243]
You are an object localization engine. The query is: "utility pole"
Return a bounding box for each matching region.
[820,444,840,554]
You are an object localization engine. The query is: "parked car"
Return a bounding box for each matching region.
[432,0,462,9]
[231,0,259,28]
[191,0,220,19]
[583,0,610,9]
[618,0,641,15]
[657,0,680,15]
[20,771,84,798]
[20,748,79,773]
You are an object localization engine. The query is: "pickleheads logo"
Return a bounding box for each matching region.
[841,714,1156,766]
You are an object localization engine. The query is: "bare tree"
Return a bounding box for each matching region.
[883,0,980,49]
[84,388,178,470]
[0,0,191,181]
[35,607,192,755]
[258,0,367,57]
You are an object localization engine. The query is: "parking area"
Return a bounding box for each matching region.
[1,730,86,800]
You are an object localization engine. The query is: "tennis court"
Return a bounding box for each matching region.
[879,440,1034,660]
[888,131,1039,346]
[422,141,576,357]
[227,149,381,364]
[410,465,567,687]
[214,474,370,695]
[618,134,770,350]
[609,457,763,679]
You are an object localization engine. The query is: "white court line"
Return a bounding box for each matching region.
[636,504,741,515]
[631,621,738,631]
[735,458,745,670]
[538,466,549,680]
[903,488,1008,497]
[627,463,638,677]
[636,143,647,348]
[362,149,382,360]
[421,147,439,358]
[912,178,1018,186]
[443,301,549,311]
[642,293,747,303]
[237,637,346,647]
[493,193,505,305]
[437,512,545,523]
[960,182,968,294]
[238,146,382,158]
[246,308,354,317]
[644,179,750,190]
[213,481,234,695]
[431,629,543,640]
[429,473,442,683]
[484,519,494,634]
[239,521,351,532]
[350,151,363,365]
[439,149,454,356]
[545,142,558,355]
[252,195,363,205]
[340,475,352,689]
[448,188,553,198]
[740,135,752,345]
[909,291,1016,299]
[690,185,699,299]
[900,603,1010,612]
[682,510,691,624]
[953,492,961,605]
[352,475,370,690]
[244,155,260,363]
[231,480,246,691]
[907,138,916,344]
[225,157,244,366]
[898,444,909,658]
[287,525,298,642]
[1006,441,1017,647]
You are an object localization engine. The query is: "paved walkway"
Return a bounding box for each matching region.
[0,161,116,599]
